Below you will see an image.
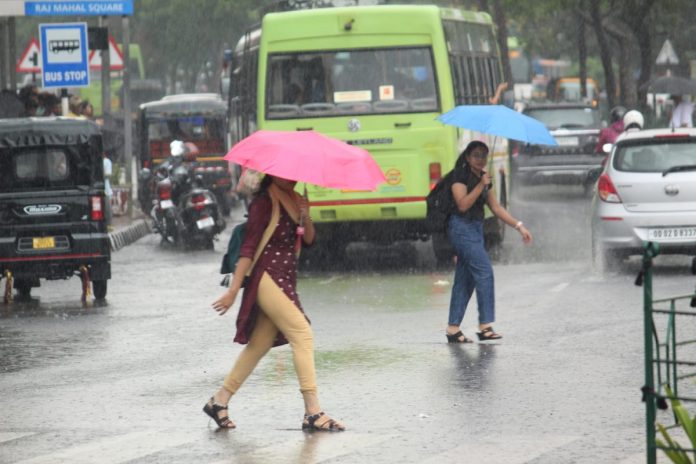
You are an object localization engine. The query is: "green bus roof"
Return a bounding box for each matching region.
[262,5,492,47]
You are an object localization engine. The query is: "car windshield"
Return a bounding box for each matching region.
[614,139,696,173]
[0,147,94,192]
[524,107,599,130]
[266,46,439,119]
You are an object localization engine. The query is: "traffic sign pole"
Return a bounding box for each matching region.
[60,88,69,115]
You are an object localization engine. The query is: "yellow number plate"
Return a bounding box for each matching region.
[33,237,55,249]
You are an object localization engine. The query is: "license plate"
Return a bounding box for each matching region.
[196,217,215,229]
[160,199,174,209]
[33,236,55,249]
[648,227,696,241]
[556,136,579,146]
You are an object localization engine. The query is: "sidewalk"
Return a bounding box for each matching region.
[108,210,151,252]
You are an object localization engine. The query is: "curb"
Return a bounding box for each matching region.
[108,219,151,252]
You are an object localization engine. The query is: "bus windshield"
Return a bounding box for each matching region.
[266,46,438,119]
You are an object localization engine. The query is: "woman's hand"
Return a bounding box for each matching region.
[212,288,239,316]
[480,171,492,189]
[298,196,310,219]
[518,225,533,245]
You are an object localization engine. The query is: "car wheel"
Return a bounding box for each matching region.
[592,240,623,272]
[14,279,32,299]
[92,280,107,300]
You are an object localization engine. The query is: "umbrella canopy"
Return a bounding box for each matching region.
[642,75,696,95]
[437,105,558,146]
[224,130,386,191]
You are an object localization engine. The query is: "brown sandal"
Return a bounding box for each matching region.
[446,330,473,343]
[203,397,236,429]
[477,326,502,341]
[302,412,345,432]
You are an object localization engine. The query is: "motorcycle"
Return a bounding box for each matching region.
[144,141,226,248]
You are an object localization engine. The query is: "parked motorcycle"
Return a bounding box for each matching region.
[143,141,225,248]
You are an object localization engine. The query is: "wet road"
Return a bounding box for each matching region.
[1,186,695,463]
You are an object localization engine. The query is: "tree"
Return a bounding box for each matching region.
[134,0,268,93]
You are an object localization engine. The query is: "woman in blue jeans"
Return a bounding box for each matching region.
[446,141,533,343]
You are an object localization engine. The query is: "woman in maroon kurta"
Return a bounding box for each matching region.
[204,175,345,432]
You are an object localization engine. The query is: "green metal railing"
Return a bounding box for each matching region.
[639,242,696,463]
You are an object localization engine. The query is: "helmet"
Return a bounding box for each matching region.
[623,110,644,131]
[170,140,186,157]
[610,106,627,123]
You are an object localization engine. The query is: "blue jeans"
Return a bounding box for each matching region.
[447,215,495,326]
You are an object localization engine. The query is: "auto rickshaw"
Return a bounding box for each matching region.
[0,117,111,301]
[137,93,234,215]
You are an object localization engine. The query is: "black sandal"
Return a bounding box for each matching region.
[446,330,473,344]
[203,397,236,429]
[302,412,345,432]
[477,327,502,341]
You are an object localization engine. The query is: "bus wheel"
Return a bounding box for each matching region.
[432,233,454,267]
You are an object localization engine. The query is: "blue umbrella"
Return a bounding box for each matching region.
[437,105,558,146]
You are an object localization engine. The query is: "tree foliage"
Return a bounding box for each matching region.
[133,0,270,92]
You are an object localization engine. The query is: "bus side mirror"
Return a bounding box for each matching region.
[602,143,613,154]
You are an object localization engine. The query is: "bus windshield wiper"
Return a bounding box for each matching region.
[662,164,696,177]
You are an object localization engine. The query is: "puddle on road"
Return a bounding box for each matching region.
[0,325,109,374]
[258,346,409,383]
[0,297,108,319]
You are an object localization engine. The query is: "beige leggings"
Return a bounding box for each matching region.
[223,272,317,397]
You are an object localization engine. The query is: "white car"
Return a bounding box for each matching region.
[591,127,696,269]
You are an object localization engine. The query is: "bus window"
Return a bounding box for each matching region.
[266,46,439,118]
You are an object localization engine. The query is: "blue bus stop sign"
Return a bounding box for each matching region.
[39,22,90,88]
[25,1,133,16]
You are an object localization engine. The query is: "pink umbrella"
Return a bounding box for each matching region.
[224,130,386,191]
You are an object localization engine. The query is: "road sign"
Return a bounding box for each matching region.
[16,37,42,73]
[39,22,90,88]
[656,39,679,65]
[25,1,133,16]
[88,35,124,70]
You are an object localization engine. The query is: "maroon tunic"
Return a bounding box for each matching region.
[234,193,309,346]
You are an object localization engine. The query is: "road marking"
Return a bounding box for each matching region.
[550,282,569,292]
[208,432,396,464]
[420,435,578,464]
[11,429,198,464]
[0,432,37,444]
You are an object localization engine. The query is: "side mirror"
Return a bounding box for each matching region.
[602,143,613,154]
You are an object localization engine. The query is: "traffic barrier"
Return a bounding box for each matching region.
[108,219,151,251]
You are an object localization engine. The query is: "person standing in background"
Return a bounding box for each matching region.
[670,95,694,128]
[103,153,113,229]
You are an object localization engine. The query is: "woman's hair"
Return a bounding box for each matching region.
[255,174,273,197]
[455,141,489,168]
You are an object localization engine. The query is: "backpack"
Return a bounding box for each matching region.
[425,170,456,233]
[220,222,246,275]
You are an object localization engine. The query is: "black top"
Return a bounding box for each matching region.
[451,163,488,221]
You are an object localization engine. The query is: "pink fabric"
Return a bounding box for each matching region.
[224,130,386,191]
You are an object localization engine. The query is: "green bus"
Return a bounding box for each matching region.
[228,4,507,262]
